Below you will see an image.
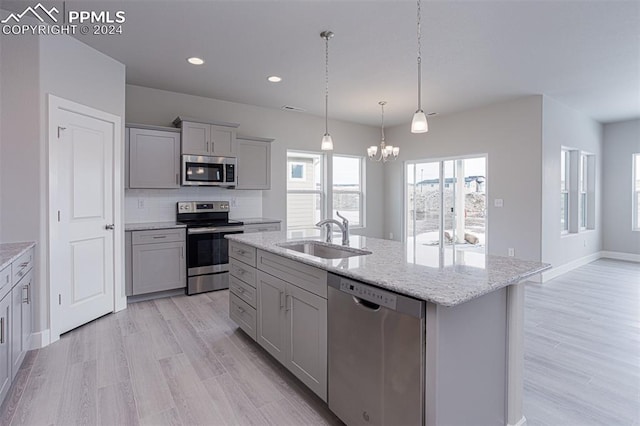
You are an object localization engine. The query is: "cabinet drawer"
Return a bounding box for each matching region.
[230,275,257,308]
[229,241,256,267]
[132,228,185,245]
[0,267,10,293]
[230,258,256,287]
[257,250,327,299]
[244,223,281,233]
[229,292,256,341]
[12,248,34,285]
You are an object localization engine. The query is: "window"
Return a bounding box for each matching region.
[634,153,640,231]
[562,148,595,234]
[287,151,324,230]
[333,155,364,227]
[561,149,570,233]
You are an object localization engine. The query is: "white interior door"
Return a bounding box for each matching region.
[50,102,116,336]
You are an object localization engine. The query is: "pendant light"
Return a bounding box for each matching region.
[320,30,334,150]
[411,0,428,133]
[368,101,399,162]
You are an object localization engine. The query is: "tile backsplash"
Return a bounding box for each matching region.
[125,187,263,223]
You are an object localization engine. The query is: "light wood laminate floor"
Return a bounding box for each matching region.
[0,258,638,425]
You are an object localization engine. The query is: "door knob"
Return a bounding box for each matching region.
[105,224,115,230]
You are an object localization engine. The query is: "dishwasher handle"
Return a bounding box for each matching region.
[352,296,381,312]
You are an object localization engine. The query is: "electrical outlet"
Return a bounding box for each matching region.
[230,198,237,208]
[508,248,515,257]
[389,232,394,240]
[137,199,145,209]
[583,240,587,247]
[494,199,504,208]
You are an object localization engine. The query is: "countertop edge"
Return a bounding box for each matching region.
[0,242,36,272]
[125,222,187,231]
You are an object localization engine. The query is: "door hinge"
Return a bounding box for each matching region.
[57,210,61,222]
[57,126,66,138]
[58,294,61,305]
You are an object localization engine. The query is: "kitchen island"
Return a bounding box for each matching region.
[226,232,550,426]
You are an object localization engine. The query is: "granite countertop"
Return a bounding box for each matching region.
[125,222,187,231]
[0,242,36,272]
[226,232,550,307]
[236,218,282,225]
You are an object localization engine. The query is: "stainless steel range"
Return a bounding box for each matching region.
[176,201,244,295]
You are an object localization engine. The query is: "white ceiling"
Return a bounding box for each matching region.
[5,0,640,127]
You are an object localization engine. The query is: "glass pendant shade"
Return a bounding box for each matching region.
[411,110,428,133]
[367,146,378,158]
[321,134,334,151]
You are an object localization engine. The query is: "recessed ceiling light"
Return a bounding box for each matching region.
[267,76,282,83]
[187,57,205,65]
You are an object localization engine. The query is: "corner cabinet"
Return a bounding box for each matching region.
[125,124,181,189]
[236,135,273,190]
[173,116,240,157]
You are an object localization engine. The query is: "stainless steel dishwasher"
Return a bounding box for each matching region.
[328,273,425,426]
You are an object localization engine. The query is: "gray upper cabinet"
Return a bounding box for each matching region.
[236,135,273,190]
[173,117,239,157]
[127,125,181,189]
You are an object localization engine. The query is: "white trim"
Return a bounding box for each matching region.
[507,415,527,426]
[540,252,601,282]
[29,329,51,349]
[601,251,640,263]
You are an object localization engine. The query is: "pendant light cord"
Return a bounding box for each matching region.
[416,0,422,111]
[325,34,330,135]
[380,102,386,143]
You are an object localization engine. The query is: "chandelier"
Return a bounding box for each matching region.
[368,101,399,162]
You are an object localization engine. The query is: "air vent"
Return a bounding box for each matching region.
[281,105,306,112]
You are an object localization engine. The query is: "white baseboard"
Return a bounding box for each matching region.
[540,252,601,283]
[30,329,50,349]
[601,251,640,262]
[508,415,527,426]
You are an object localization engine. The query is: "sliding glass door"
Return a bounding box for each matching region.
[405,156,487,265]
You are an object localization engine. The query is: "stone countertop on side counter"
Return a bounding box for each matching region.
[125,222,187,231]
[225,232,550,307]
[0,242,36,272]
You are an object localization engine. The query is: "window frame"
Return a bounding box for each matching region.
[579,153,588,230]
[289,162,306,181]
[286,151,326,231]
[332,154,366,228]
[561,148,571,234]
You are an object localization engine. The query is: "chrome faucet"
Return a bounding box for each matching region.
[316,211,350,246]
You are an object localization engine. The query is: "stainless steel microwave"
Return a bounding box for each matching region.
[182,155,236,187]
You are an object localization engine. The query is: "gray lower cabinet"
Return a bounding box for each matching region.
[11,269,32,380]
[126,125,181,189]
[128,229,186,296]
[0,294,10,404]
[236,136,273,190]
[256,264,328,401]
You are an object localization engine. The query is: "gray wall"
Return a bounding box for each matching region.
[125,85,385,238]
[603,119,640,254]
[384,96,543,262]
[0,20,125,337]
[541,96,603,268]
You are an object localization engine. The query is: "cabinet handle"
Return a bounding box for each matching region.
[22,284,29,304]
[5,275,8,284]
[0,317,4,344]
[20,262,29,268]
[176,173,179,185]
[237,287,245,294]
[180,248,184,259]
[152,236,166,239]
[236,268,246,275]
[279,291,285,309]
[207,141,210,152]
[237,249,246,255]
[285,295,291,312]
[237,306,245,314]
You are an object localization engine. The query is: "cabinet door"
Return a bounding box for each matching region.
[21,274,32,360]
[181,121,210,156]
[132,241,186,295]
[11,282,24,380]
[129,128,181,189]
[0,294,11,404]
[236,139,271,190]
[256,271,287,364]
[286,283,327,401]
[210,125,236,157]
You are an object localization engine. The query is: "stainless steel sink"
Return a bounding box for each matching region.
[277,240,372,259]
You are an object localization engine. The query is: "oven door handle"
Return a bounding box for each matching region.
[188,226,245,234]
